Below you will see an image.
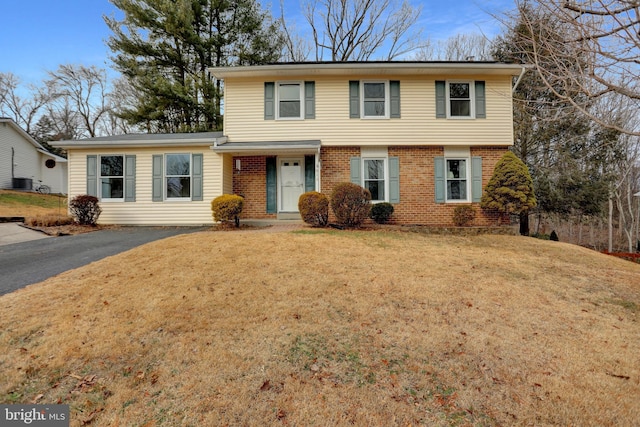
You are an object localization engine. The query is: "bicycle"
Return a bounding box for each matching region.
[33,180,51,194]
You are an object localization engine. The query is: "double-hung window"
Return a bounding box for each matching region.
[445,158,469,201]
[278,82,303,119]
[363,159,386,201]
[349,80,400,119]
[362,82,388,118]
[166,153,191,199]
[100,155,124,200]
[448,82,472,117]
[436,80,485,119]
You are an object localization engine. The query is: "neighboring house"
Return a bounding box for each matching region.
[0,117,68,194]
[54,62,526,226]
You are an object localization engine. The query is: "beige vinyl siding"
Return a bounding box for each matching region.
[223,75,514,147]
[221,153,234,194]
[67,147,224,225]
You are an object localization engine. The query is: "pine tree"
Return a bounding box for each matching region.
[481,151,537,234]
[105,0,283,133]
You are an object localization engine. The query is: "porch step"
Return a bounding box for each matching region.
[277,212,301,220]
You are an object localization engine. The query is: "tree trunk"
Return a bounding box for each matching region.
[519,211,530,236]
[608,197,613,253]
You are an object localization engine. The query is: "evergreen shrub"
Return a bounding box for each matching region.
[330,182,371,228]
[298,191,329,227]
[452,205,476,226]
[211,194,244,227]
[369,202,394,224]
[69,195,102,226]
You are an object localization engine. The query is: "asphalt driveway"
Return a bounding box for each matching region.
[0,226,205,296]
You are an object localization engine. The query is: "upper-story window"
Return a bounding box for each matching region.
[100,155,124,200]
[362,82,388,118]
[278,82,303,119]
[436,80,486,119]
[264,81,315,120]
[448,82,472,117]
[350,80,400,119]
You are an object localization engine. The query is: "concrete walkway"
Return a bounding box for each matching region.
[241,219,306,233]
[0,223,50,246]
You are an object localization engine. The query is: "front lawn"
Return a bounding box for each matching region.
[1,230,638,426]
[0,190,67,217]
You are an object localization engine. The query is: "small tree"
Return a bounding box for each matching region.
[481,151,536,234]
[211,195,244,228]
[330,182,371,228]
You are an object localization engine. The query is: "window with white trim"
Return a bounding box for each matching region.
[166,153,191,198]
[363,158,387,202]
[277,82,303,119]
[447,81,474,118]
[445,158,469,201]
[362,81,388,118]
[100,155,124,200]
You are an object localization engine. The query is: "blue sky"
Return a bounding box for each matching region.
[0,0,514,85]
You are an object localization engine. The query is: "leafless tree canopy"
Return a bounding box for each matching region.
[289,0,424,61]
[413,33,493,61]
[514,0,640,135]
[45,64,111,138]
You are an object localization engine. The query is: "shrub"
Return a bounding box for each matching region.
[550,230,559,241]
[330,182,371,228]
[298,191,329,227]
[25,215,75,227]
[69,195,101,226]
[452,205,476,227]
[369,202,394,224]
[211,194,244,227]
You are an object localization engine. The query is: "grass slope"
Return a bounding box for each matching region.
[0,190,67,217]
[1,230,638,426]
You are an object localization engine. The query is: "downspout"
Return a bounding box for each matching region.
[11,147,15,180]
[316,147,321,192]
[512,66,528,94]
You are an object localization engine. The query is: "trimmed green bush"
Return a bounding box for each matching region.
[211,194,244,227]
[298,191,329,227]
[452,205,476,227]
[369,202,394,224]
[69,195,101,226]
[330,182,371,228]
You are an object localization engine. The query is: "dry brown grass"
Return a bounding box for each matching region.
[1,229,639,426]
[0,190,67,218]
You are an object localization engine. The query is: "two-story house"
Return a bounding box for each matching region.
[55,62,525,225]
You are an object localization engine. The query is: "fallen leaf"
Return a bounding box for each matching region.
[260,380,271,391]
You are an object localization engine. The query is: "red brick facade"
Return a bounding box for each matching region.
[231,146,509,225]
[232,156,276,219]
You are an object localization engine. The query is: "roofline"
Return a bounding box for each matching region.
[211,140,321,153]
[51,132,225,149]
[209,61,529,79]
[36,148,68,162]
[0,117,47,151]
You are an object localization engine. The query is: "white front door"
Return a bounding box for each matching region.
[279,158,304,212]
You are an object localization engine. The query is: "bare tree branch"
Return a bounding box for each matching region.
[301,0,425,61]
[511,0,640,135]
